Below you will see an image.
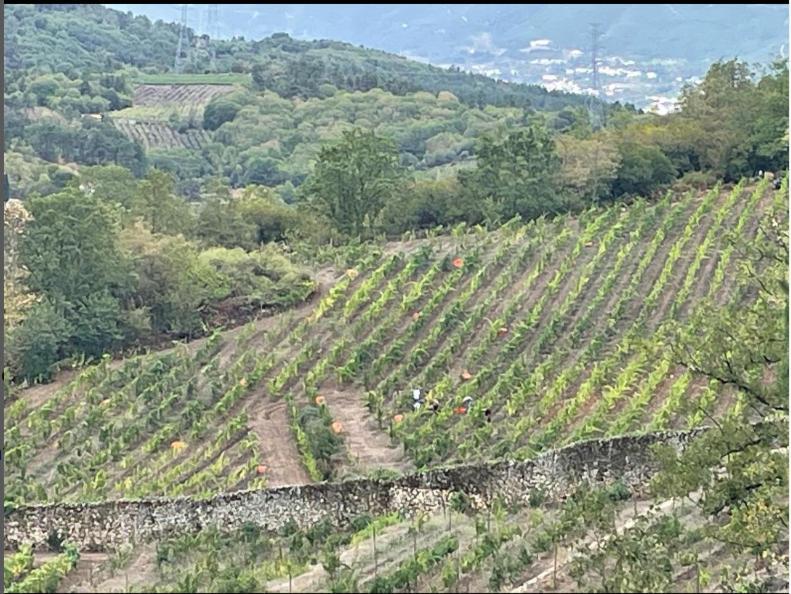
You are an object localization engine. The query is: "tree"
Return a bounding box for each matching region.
[236,186,301,244]
[20,189,131,306]
[612,142,676,197]
[6,300,72,382]
[748,59,789,175]
[71,164,139,210]
[3,199,38,331]
[119,222,216,336]
[379,177,474,233]
[675,58,788,180]
[130,169,196,237]
[556,134,621,202]
[197,195,251,249]
[243,156,286,187]
[15,189,133,373]
[300,128,402,237]
[203,98,240,131]
[459,125,573,224]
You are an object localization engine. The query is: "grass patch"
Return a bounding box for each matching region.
[133,73,250,85]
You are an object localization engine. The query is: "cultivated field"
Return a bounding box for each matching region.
[111,119,212,150]
[133,73,250,86]
[4,177,783,508]
[109,82,237,144]
[132,84,236,107]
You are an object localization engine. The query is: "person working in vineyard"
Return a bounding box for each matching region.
[412,387,423,411]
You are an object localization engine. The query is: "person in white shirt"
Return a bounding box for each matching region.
[413,388,422,411]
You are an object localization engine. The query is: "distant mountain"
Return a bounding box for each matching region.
[105,3,789,110]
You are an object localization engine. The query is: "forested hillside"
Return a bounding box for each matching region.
[4,3,594,109]
[4,4,787,207]
[109,3,788,109]
[3,3,614,199]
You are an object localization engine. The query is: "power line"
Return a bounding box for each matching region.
[208,4,220,71]
[174,4,188,74]
[587,22,605,131]
[591,22,601,96]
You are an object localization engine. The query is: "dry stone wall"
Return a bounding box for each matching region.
[5,427,710,552]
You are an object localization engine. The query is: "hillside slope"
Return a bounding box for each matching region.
[4,4,595,111]
[4,177,784,507]
[107,3,789,108]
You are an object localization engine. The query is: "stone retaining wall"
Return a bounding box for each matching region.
[4,427,710,552]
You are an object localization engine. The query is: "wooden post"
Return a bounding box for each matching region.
[553,539,558,590]
[373,523,378,577]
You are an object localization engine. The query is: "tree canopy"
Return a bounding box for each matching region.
[300,128,403,237]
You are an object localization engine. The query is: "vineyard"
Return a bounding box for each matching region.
[107,83,238,129]
[111,119,211,150]
[108,82,235,146]
[132,84,237,107]
[4,177,784,509]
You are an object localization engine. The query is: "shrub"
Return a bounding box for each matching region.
[6,300,72,383]
[203,99,241,131]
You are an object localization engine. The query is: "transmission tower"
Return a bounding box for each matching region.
[208,4,220,71]
[587,22,607,201]
[174,4,189,74]
[587,22,605,131]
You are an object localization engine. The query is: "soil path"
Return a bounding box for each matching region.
[247,395,311,487]
[325,387,414,478]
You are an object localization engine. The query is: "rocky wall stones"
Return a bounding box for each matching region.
[4,427,715,552]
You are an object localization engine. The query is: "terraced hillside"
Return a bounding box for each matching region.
[132,84,237,108]
[108,81,239,147]
[3,178,785,508]
[111,119,212,150]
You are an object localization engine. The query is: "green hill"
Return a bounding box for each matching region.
[4,4,597,111]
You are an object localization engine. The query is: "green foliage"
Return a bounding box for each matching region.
[678,59,789,180]
[349,512,402,546]
[459,125,575,224]
[568,507,686,593]
[203,98,241,130]
[121,225,314,337]
[72,164,138,209]
[379,177,474,233]
[130,169,196,236]
[3,545,33,585]
[301,128,404,237]
[612,142,677,197]
[20,188,131,304]
[10,188,133,380]
[6,542,79,594]
[297,404,344,480]
[238,186,304,244]
[23,119,147,176]
[196,192,257,250]
[367,534,458,593]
